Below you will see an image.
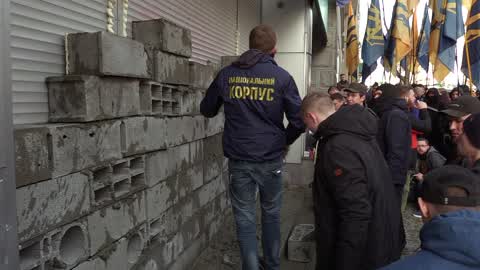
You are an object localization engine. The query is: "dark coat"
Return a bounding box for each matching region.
[418,147,446,174]
[380,210,480,270]
[200,49,305,162]
[313,105,403,270]
[375,97,412,187]
[472,159,480,176]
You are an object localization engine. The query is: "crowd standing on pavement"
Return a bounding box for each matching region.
[202,25,480,270]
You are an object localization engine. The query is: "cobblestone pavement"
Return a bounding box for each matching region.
[192,188,423,270]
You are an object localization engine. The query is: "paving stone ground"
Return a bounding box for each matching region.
[192,187,423,270]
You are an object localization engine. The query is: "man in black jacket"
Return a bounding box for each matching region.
[375,84,412,207]
[301,93,403,270]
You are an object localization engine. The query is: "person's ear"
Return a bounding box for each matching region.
[418,198,431,222]
[270,47,277,56]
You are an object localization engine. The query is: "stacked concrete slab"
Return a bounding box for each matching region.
[15,22,227,270]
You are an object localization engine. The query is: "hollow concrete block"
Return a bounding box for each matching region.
[50,121,122,178]
[17,172,90,244]
[203,134,224,182]
[47,76,140,123]
[66,31,149,78]
[87,191,147,256]
[132,19,192,58]
[154,52,190,85]
[14,125,51,187]
[120,117,167,157]
[146,176,179,221]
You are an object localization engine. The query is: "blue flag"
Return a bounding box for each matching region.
[462,0,480,89]
[417,3,431,72]
[361,0,384,82]
[337,0,351,7]
[434,0,464,81]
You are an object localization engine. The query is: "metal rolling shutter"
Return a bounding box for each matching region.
[11,0,106,125]
[237,0,261,54]
[128,0,237,64]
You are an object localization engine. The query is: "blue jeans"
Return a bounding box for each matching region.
[228,158,283,270]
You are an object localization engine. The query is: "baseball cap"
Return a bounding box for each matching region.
[441,96,480,118]
[344,83,367,95]
[420,165,480,207]
[463,113,480,149]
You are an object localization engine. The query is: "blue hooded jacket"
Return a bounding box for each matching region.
[380,210,480,270]
[200,49,305,162]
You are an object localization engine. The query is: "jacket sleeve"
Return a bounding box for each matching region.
[386,112,411,186]
[283,76,306,145]
[409,109,432,134]
[200,73,224,118]
[428,151,446,169]
[324,145,371,270]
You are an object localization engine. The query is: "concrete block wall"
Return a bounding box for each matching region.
[15,18,229,270]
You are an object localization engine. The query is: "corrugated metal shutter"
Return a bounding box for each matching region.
[10,0,106,124]
[128,0,237,64]
[237,0,261,54]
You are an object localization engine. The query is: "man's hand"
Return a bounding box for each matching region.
[414,173,424,181]
[415,101,428,110]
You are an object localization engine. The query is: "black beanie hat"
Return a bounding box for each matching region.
[463,113,480,149]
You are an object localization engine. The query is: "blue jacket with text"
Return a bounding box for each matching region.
[200,49,305,162]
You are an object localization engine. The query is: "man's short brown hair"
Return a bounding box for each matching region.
[249,25,277,53]
[301,92,334,115]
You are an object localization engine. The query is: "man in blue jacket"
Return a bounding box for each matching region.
[200,25,305,270]
[381,165,480,270]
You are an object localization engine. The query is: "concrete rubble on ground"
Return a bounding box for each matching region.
[14,18,231,270]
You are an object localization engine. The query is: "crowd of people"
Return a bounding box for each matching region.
[200,24,480,270]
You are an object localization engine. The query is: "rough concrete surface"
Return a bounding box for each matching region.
[50,121,123,178]
[17,172,90,244]
[189,62,216,89]
[47,76,140,122]
[191,187,423,270]
[121,117,167,156]
[14,125,51,187]
[66,32,149,78]
[133,19,192,58]
[220,56,239,69]
[87,191,147,256]
[155,52,190,85]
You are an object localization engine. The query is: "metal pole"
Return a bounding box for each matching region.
[337,5,342,80]
[0,0,20,269]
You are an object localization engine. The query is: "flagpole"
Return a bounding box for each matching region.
[465,6,475,95]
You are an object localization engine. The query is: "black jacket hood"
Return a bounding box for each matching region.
[315,105,378,142]
[373,96,409,117]
[232,49,276,69]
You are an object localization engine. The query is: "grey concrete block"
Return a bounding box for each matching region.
[221,56,238,68]
[154,51,190,85]
[17,172,90,244]
[165,116,205,147]
[132,19,192,58]
[287,224,315,263]
[203,134,224,182]
[47,221,90,270]
[66,31,149,78]
[19,236,47,270]
[145,150,171,187]
[139,81,182,115]
[179,87,198,116]
[205,112,224,137]
[146,176,178,221]
[120,117,167,157]
[189,62,216,89]
[88,156,147,208]
[195,175,226,209]
[47,76,140,123]
[50,121,122,178]
[177,164,203,199]
[14,125,51,187]
[168,234,206,270]
[87,191,147,256]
